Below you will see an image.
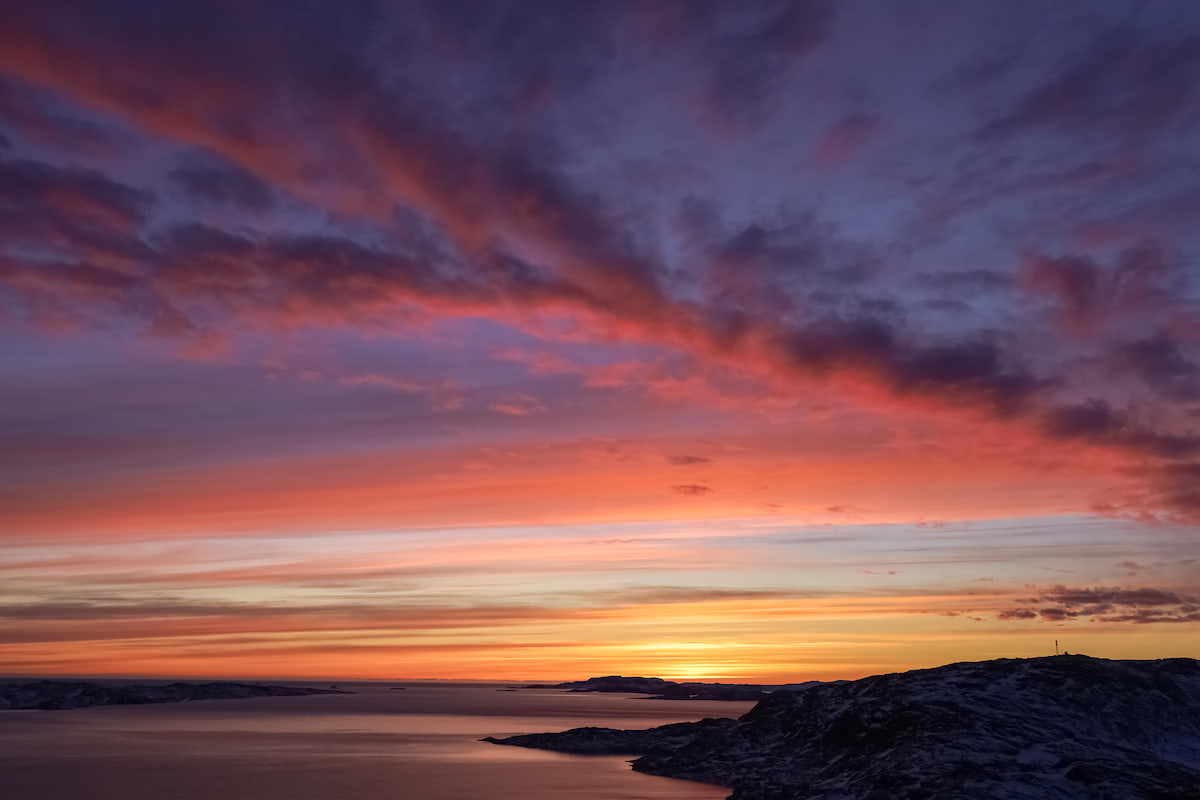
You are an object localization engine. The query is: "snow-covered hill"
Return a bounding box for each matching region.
[487,655,1200,799]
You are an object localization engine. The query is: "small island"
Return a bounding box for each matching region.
[524,675,825,701]
[0,680,349,710]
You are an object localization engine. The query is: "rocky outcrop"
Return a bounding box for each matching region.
[482,718,737,755]
[0,680,347,710]
[490,656,1200,800]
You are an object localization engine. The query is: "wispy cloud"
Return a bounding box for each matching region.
[671,484,714,497]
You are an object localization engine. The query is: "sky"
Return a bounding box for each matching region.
[1,0,1199,683]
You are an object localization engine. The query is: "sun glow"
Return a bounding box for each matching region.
[658,663,741,681]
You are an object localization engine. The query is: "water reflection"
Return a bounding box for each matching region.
[0,683,749,800]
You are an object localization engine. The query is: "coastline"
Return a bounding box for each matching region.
[0,679,347,711]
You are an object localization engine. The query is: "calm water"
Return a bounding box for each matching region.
[0,683,753,799]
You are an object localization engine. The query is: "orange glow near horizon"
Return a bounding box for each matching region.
[3,2,1199,688]
[4,577,1198,682]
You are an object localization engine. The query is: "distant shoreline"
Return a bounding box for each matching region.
[525,674,829,701]
[0,679,349,711]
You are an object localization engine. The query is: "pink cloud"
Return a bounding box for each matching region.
[807,114,884,168]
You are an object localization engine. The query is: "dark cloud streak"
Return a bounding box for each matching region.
[996,585,1200,625]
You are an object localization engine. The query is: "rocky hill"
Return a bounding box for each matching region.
[487,655,1200,799]
[0,679,347,710]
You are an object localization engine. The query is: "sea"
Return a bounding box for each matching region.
[0,681,754,799]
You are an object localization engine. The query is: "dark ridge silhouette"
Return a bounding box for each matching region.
[489,655,1200,800]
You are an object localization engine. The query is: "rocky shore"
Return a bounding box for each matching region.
[0,679,347,710]
[482,717,738,755]
[489,655,1200,800]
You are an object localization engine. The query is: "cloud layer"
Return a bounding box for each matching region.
[1,0,1198,679]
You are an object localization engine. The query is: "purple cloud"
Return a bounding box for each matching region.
[996,585,1200,625]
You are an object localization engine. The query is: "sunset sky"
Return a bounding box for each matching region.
[2,0,1199,683]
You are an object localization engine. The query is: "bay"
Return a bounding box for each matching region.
[0,682,753,799]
